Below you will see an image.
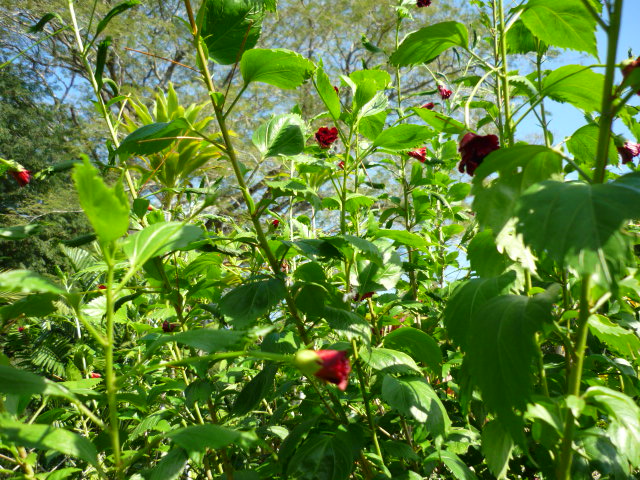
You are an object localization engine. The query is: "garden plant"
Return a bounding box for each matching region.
[1,0,640,479]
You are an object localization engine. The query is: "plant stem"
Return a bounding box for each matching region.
[67,0,138,200]
[181,0,309,343]
[555,276,591,479]
[497,0,514,147]
[103,251,122,479]
[593,0,623,184]
[352,340,385,468]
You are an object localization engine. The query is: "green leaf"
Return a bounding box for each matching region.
[322,306,372,345]
[123,222,203,271]
[147,329,242,355]
[167,425,249,452]
[390,22,469,66]
[542,65,604,112]
[287,433,353,480]
[28,12,64,33]
[506,20,539,55]
[0,293,59,321]
[583,386,640,466]
[252,113,306,158]
[444,272,517,349]
[349,69,391,90]
[116,119,188,156]
[315,65,341,120]
[233,363,277,415]
[588,315,640,361]
[383,327,442,373]
[371,229,428,248]
[467,230,514,278]
[472,145,563,234]
[0,365,61,397]
[360,347,421,375]
[149,448,189,480]
[0,224,41,240]
[94,37,111,91]
[520,0,597,57]
[567,124,618,166]
[381,375,450,436]
[220,278,287,327]
[72,158,129,244]
[240,48,315,89]
[200,0,264,65]
[0,415,98,466]
[466,289,556,442]
[95,0,140,38]
[515,174,640,283]
[413,107,466,134]
[0,270,64,295]
[372,125,434,151]
[427,450,478,480]
[481,420,513,479]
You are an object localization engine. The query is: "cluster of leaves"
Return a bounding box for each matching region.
[1,0,640,479]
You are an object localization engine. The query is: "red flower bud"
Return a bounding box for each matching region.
[618,142,640,164]
[315,127,339,149]
[438,85,452,100]
[338,160,345,169]
[407,147,427,163]
[97,284,107,290]
[622,57,640,95]
[421,102,435,110]
[9,169,31,187]
[295,349,351,391]
[147,205,154,211]
[18,327,24,333]
[162,320,178,333]
[417,0,431,6]
[458,132,500,176]
[271,219,280,228]
[354,291,374,302]
[90,372,101,379]
[333,86,340,94]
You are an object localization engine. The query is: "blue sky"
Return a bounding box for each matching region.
[518,1,640,143]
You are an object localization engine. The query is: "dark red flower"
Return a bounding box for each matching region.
[271,219,280,228]
[337,160,345,169]
[417,0,432,6]
[9,169,31,187]
[315,127,339,149]
[438,85,452,100]
[162,320,178,333]
[90,372,101,379]
[618,142,640,164]
[622,57,640,95]
[354,291,374,302]
[421,102,435,110]
[97,284,107,290]
[315,350,351,390]
[294,349,351,390]
[458,132,500,176]
[407,147,427,163]
[18,327,24,333]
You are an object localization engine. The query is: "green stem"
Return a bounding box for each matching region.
[556,276,591,480]
[104,251,122,479]
[593,0,623,184]
[181,0,309,343]
[497,0,514,146]
[352,340,385,468]
[67,0,138,200]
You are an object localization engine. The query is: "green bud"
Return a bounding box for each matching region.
[294,350,322,377]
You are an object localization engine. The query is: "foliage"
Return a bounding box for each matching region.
[1,1,640,480]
